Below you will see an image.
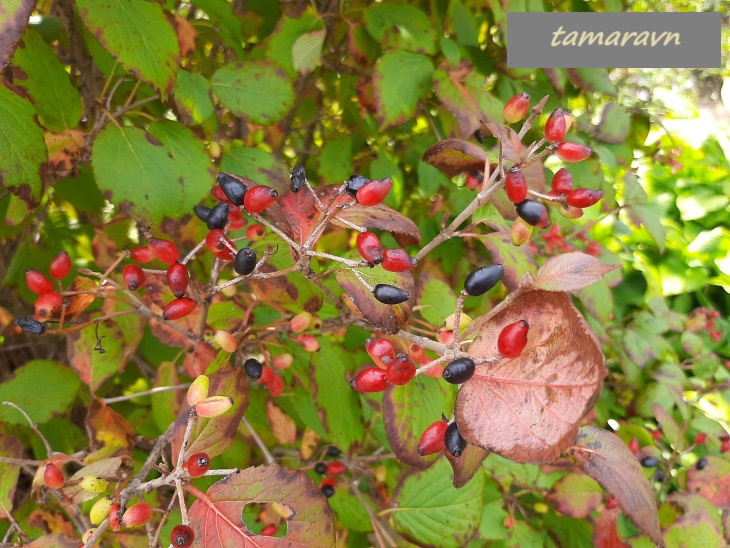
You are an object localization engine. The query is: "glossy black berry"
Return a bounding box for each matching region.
[193,205,211,222]
[217,172,246,206]
[234,247,257,276]
[321,484,335,498]
[473,129,485,143]
[696,457,708,470]
[314,462,327,475]
[515,199,544,226]
[443,358,475,384]
[346,174,370,198]
[14,316,46,335]
[290,164,306,193]
[444,422,467,458]
[640,456,659,468]
[373,284,409,305]
[243,358,263,379]
[326,445,342,457]
[463,264,504,297]
[653,469,665,481]
[206,202,229,230]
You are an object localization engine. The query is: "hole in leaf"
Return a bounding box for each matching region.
[241,502,290,538]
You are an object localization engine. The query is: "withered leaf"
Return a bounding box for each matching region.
[0,0,33,64]
[445,444,489,488]
[534,252,620,292]
[64,276,97,319]
[266,400,297,446]
[686,456,730,509]
[86,399,136,454]
[422,138,489,178]
[482,122,522,163]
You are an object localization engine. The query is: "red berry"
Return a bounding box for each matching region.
[356,178,392,206]
[556,142,592,163]
[505,168,527,203]
[535,206,551,229]
[162,297,196,321]
[166,263,189,298]
[709,310,720,320]
[266,374,284,397]
[44,463,64,489]
[651,429,663,441]
[386,353,416,385]
[417,421,448,456]
[381,249,417,272]
[320,476,336,488]
[544,108,567,142]
[605,497,618,510]
[50,252,72,280]
[121,501,153,527]
[35,291,62,320]
[171,524,195,547]
[214,247,236,261]
[566,188,603,208]
[694,432,707,445]
[707,320,715,330]
[227,205,247,231]
[130,246,154,264]
[721,439,730,453]
[205,229,227,252]
[259,365,275,384]
[497,320,529,359]
[109,503,122,531]
[326,461,347,475]
[350,367,389,392]
[261,524,277,536]
[185,452,210,478]
[465,171,483,190]
[243,185,278,213]
[147,237,180,264]
[356,232,383,264]
[408,343,426,364]
[211,184,231,203]
[628,438,639,453]
[503,92,531,124]
[123,264,145,291]
[550,168,573,194]
[246,223,266,241]
[586,241,601,257]
[26,269,54,294]
[710,330,723,343]
[366,338,395,369]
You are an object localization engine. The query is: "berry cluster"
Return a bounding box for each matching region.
[242,357,284,397]
[694,307,724,343]
[24,251,72,326]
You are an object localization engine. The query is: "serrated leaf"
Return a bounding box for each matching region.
[364,3,438,54]
[534,252,620,292]
[546,473,603,518]
[266,13,323,77]
[292,30,324,75]
[76,0,179,98]
[422,138,489,178]
[212,61,295,125]
[174,70,214,125]
[595,102,630,144]
[373,52,433,130]
[433,68,483,137]
[0,0,34,64]
[0,435,22,517]
[481,232,537,291]
[92,120,213,223]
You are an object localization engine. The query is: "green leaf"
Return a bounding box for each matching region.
[440,36,460,66]
[292,30,324,75]
[449,0,480,47]
[266,13,323,76]
[328,486,374,533]
[174,71,214,125]
[630,203,666,252]
[92,120,213,223]
[318,135,354,184]
[433,69,482,137]
[393,458,484,547]
[0,0,34,65]
[211,61,295,125]
[0,435,22,517]
[0,360,81,425]
[76,0,179,98]
[310,338,364,451]
[418,275,457,326]
[373,52,433,130]
[364,3,438,54]
[11,28,82,131]
[595,102,630,144]
[190,0,245,57]
[221,144,289,191]
[0,85,46,208]
[566,68,617,96]
[151,361,180,432]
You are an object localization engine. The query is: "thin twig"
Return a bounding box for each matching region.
[102,384,191,404]
[241,416,274,465]
[2,402,53,457]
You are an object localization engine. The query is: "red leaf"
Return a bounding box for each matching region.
[686,456,730,509]
[570,425,664,547]
[593,507,629,548]
[534,252,620,292]
[444,444,489,488]
[422,138,489,178]
[188,464,335,547]
[482,122,523,163]
[455,290,606,462]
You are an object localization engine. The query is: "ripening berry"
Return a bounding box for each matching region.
[694,432,707,445]
[628,438,639,454]
[516,199,547,227]
[438,329,454,345]
[536,205,551,229]
[216,245,237,262]
[372,284,409,305]
[185,452,210,478]
[206,202,230,231]
[356,178,392,206]
[90,497,114,525]
[50,252,72,279]
[217,172,246,206]
[442,358,475,384]
[109,503,122,531]
[35,291,62,320]
[465,171,483,190]
[214,330,237,353]
[243,358,263,379]
[290,311,312,333]
[544,108,567,142]
[166,263,189,298]
[273,353,293,370]
[187,375,210,406]
[366,338,396,369]
[297,334,320,352]
[586,241,601,257]
[511,216,533,246]
[130,246,154,264]
[408,343,426,364]
[356,231,383,265]
[556,142,592,163]
[381,248,417,272]
[261,524,277,536]
[147,237,180,264]
[505,168,527,203]
[26,269,54,295]
[81,529,96,544]
[346,174,370,197]
[710,330,723,343]
[503,92,531,124]
[171,524,195,547]
[558,204,584,219]
[246,223,266,241]
[651,429,662,441]
[566,189,603,208]
[464,264,504,297]
[259,364,275,384]
[243,185,278,213]
[211,184,230,203]
[79,476,108,494]
[417,420,448,456]
[444,422,467,458]
[195,396,234,417]
[721,438,730,453]
[205,229,227,252]
[551,168,573,194]
[121,501,153,527]
[162,297,196,321]
[498,320,529,359]
[326,461,347,475]
[350,367,389,392]
[122,264,145,291]
[44,463,64,489]
[234,247,257,276]
[193,204,211,223]
[266,374,284,397]
[227,205,247,230]
[386,353,416,385]
[605,497,618,510]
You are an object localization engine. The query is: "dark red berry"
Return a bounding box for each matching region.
[14,316,46,334]
[356,178,392,206]
[694,432,707,445]
[350,367,389,392]
[417,421,448,456]
[171,524,195,547]
[505,168,527,203]
[605,497,618,509]
[266,374,284,397]
[443,358,475,384]
[366,338,395,369]
[243,185,278,213]
[290,164,306,192]
[386,353,416,385]
[147,237,180,264]
[497,320,529,359]
[35,292,62,320]
[227,205,247,230]
[44,463,64,489]
[544,108,567,142]
[314,462,327,475]
[566,189,603,208]
[515,199,547,226]
[214,247,236,261]
[651,429,663,441]
[444,422,467,457]
[628,438,639,453]
[109,503,122,531]
[162,297,196,321]
[556,142,592,163]
[536,205,551,229]
[243,358,263,379]
[193,204,211,222]
[259,365,275,384]
[326,461,347,475]
[166,263,189,298]
[373,284,409,305]
[261,524,277,536]
[465,171,483,190]
[346,174,370,197]
[26,269,53,295]
[206,201,229,230]
[503,92,531,124]
[321,484,335,498]
[205,229,227,252]
[381,249,417,272]
[217,172,246,206]
[123,264,145,291]
[463,264,504,297]
[234,247,257,276]
[50,252,71,280]
[211,184,231,203]
[130,246,154,263]
[185,452,210,478]
[356,232,383,264]
[551,168,573,194]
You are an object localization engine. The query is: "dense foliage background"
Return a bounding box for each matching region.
[0,0,728,546]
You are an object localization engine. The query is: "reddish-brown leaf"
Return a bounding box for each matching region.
[85,400,136,454]
[570,425,664,547]
[686,456,730,509]
[266,400,297,445]
[63,276,97,319]
[188,464,335,547]
[433,65,483,138]
[0,0,33,64]
[482,122,523,163]
[534,252,620,292]
[546,472,603,518]
[26,534,79,548]
[455,290,606,462]
[445,444,489,488]
[27,509,76,537]
[422,138,489,178]
[593,507,629,548]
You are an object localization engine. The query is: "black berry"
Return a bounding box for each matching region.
[696,457,708,470]
[463,264,504,297]
[234,247,257,276]
[346,174,370,198]
[290,165,306,192]
[326,445,342,457]
[206,202,229,230]
[314,462,327,475]
[640,456,659,468]
[653,469,665,481]
[193,205,211,222]
[515,199,544,226]
[243,358,263,379]
[321,484,335,498]
[442,358,475,384]
[444,422,467,458]
[372,284,409,305]
[14,316,46,335]
[217,172,246,206]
